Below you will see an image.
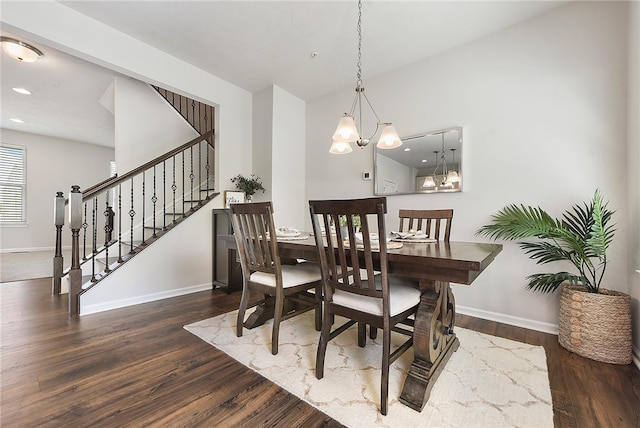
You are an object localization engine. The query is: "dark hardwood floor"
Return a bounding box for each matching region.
[1,278,639,427]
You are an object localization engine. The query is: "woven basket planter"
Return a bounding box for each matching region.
[558,284,632,364]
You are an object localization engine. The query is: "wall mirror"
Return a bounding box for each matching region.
[374,126,462,195]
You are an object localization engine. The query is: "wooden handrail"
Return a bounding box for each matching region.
[82,128,215,200]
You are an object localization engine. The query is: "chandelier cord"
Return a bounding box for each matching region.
[432,133,448,179]
[356,0,362,84]
[352,0,380,144]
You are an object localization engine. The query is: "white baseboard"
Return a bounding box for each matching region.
[457,304,558,335]
[80,283,212,316]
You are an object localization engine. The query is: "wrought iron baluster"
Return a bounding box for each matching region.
[82,202,88,260]
[189,146,195,210]
[152,165,157,238]
[118,183,123,262]
[104,195,113,273]
[91,196,97,282]
[182,151,186,218]
[172,156,177,223]
[129,177,135,253]
[198,139,202,199]
[204,113,211,197]
[141,171,147,246]
[162,160,167,231]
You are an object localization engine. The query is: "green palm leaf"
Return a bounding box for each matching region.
[476,204,562,241]
[476,190,615,293]
[526,272,581,293]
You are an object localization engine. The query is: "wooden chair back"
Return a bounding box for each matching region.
[230,201,281,281]
[398,208,453,241]
[309,197,389,305]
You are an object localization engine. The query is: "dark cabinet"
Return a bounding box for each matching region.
[212,209,242,293]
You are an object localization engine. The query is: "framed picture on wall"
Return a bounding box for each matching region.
[224,190,245,208]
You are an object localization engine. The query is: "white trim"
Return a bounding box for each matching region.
[457,304,558,334]
[80,282,211,316]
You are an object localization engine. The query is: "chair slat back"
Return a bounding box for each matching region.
[230,202,280,278]
[309,197,388,301]
[398,208,453,241]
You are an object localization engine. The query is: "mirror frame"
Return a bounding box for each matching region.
[374,126,463,196]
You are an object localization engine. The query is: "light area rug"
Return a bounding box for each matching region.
[185,310,553,428]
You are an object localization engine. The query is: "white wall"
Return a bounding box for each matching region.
[252,85,306,229]
[0,129,114,251]
[252,86,274,203]
[271,86,306,229]
[306,1,631,333]
[113,76,198,172]
[376,153,414,194]
[627,0,640,362]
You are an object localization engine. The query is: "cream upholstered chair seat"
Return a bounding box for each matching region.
[332,284,420,317]
[250,262,321,288]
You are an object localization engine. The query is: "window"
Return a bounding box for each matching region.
[0,144,26,224]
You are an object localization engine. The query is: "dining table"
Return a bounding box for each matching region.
[219,233,502,412]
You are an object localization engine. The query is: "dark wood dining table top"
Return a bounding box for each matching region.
[220,233,502,285]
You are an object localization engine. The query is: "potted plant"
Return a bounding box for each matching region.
[339,214,361,236]
[476,190,631,364]
[230,174,265,202]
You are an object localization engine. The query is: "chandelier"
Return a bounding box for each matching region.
[329,0,401,154]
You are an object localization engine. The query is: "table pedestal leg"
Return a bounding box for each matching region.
[243,295,303,329]
[243,297,275,329]
[399,279,457,411]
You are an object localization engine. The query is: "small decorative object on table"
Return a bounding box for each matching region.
[231,174,265,202]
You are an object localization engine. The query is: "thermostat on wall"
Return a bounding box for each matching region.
[362,171,371,180]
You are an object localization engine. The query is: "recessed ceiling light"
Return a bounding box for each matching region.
[10,118,24,123]
[421,159,427,163]
[12,87,31,95]
[404,148,410,152]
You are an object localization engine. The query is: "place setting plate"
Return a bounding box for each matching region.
[390,231,437,243]
[275,227,309,240]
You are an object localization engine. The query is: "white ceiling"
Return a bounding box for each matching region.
[1,1,567,148]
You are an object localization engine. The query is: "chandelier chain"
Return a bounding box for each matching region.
[356,0,362,83]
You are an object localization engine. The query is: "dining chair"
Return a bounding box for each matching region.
[398,208,454,241]
[230,201,322,355]
[308,197,421,415]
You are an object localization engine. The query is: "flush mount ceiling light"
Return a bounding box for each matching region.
[1,37,44,63]
[330,0,401,155]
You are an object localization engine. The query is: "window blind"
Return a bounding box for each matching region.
[0,145,26,223]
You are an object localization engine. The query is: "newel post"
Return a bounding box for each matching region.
[68,185,83,317]
[52,192,65,294]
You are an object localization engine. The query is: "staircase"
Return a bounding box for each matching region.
[53,88,219,316]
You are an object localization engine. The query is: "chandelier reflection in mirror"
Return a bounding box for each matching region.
[422,131,461,191]
[330,0,401,154]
